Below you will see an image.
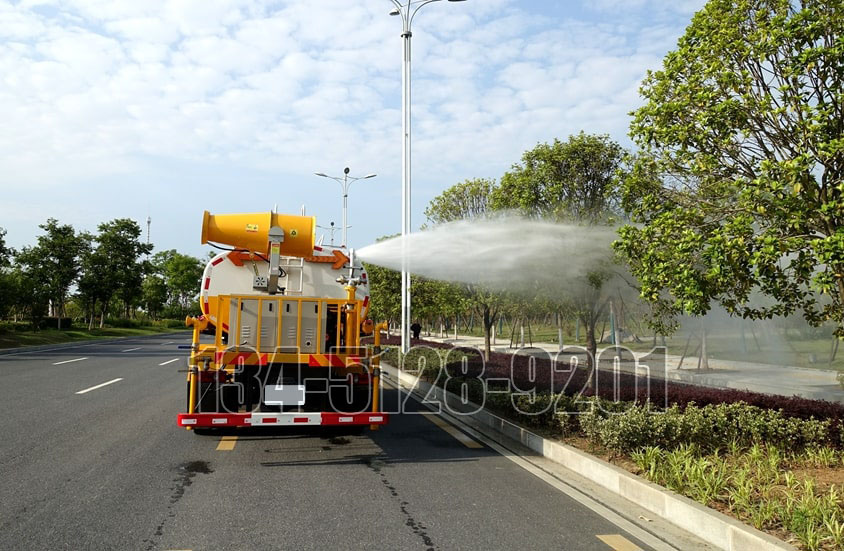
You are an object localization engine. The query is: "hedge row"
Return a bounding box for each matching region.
[380,335,844,438]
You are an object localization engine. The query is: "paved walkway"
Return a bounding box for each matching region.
[417,333,844,404]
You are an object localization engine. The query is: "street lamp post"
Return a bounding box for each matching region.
[314,168,376,248]
[389,0,466,354]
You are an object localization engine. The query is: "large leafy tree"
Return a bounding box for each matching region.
[493,133,624,223]
[16,219,87,329]
[615,0,844,333]
[425,178,498,224]
[141,275,168,320]
[78,219,152,327]
[492,134,627,378]
[364,260,401,330]
[425,179,504,361]
[98,219,152,318]
[152,250,203,316]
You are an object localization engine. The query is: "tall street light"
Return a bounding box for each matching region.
[315,167,376,248]
[389,0,467,354]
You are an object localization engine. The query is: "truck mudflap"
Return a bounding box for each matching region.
[177,412,388,427]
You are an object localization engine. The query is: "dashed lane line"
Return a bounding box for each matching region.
[75,378,123,395]
[216,436,237,451]
[159,358,180,366]
[122,347,142,352]
[52,357,88,365]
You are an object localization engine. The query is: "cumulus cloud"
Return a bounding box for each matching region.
[0,0,705,254]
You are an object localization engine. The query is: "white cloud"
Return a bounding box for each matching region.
[0,0,706,253]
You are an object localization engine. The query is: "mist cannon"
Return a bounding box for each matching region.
[200,210,316,257]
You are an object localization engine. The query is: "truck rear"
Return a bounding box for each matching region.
[177,210,387,431]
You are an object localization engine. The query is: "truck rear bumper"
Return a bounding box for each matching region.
[177,411,388,427]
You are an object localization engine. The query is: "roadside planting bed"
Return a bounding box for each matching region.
[380,336,844,551]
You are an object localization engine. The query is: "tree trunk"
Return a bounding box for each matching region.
[585,316,598,393]
[483,307,492,362]
[698,323,710,370]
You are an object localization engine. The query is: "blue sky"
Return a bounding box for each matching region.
[0,0,705,258]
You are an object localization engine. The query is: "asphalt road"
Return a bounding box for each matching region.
[0,333,697,551]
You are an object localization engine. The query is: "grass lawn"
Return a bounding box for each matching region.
[0,325,189,349]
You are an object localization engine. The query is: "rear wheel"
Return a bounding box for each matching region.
[186,380,217,435]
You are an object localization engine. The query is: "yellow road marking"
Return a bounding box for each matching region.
[216,436,237,451]
[419,411,483,448]
[596,534,643,551]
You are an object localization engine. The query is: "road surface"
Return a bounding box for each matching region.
[0,333,703,550]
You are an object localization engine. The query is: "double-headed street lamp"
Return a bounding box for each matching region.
[389,0,467,353]
[315,167,376,248]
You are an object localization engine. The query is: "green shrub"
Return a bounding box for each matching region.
[584,401,833,454]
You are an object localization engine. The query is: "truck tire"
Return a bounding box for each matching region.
[186,381,216,435]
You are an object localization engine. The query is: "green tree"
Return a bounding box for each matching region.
[0,227,11,267]
[493,133,624,223]
[0,228,14,319]
[142,275,168,320]
[78,235,112,329]
[615,0,844,334]
[425,179,504,361]
[99,219,152,318]
[424,178,498,224]
[411,277,466,336]
[491,134,627,380]
[153,250,203,317]
[7,266,49,326]
[16,219,86,329]
[77,219,152,327]
[364,261,401,330]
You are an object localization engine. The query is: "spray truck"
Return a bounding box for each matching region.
[177,210,388,431]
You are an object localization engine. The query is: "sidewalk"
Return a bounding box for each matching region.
[418,332,844,404]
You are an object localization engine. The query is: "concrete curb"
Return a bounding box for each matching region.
[381,362,796,551]
[0,331,188,356]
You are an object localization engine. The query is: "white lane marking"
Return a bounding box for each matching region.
[52,357,88,365]
[75,378,123,395]
[159,358,180,366]
[0,334,183,357]
[161,341,174,345]
[122,347,142,352]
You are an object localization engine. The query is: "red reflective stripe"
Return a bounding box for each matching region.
[211,257,224,266]
[204,277,211,290]
[203,302,210,314]
[308,355,322,367]
[362,296,369,308]
[177,412,389,428]
[321,413,389,425]
[313,246,323,252]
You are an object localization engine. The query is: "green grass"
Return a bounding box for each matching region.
[0,325,189,349]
